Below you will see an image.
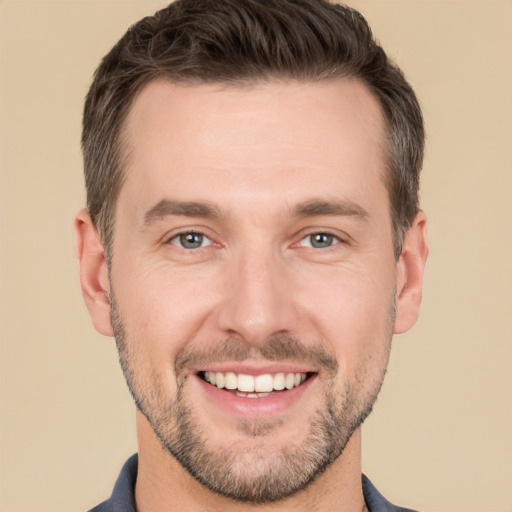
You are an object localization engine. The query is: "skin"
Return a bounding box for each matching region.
[75,78,428,512]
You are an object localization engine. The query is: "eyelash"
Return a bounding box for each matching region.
[167,230,343,251]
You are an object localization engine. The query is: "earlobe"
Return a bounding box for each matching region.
[74,209,114,337]
[394,211,429,334]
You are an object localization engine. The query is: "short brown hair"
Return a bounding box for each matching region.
[82,0,424,258]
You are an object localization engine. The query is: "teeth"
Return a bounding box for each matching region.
[285,373,295,390]
[224,372,236,390]
[273,373,285,390]
[255,374,273,392]
[215,372,224,389]
[237,392,271,398]
[203,371,308,393]
[238,374,255,392]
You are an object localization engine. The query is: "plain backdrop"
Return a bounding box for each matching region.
[1,1,511,511]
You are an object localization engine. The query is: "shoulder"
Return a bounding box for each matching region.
[88,501,112,512]
[362,474,419,512]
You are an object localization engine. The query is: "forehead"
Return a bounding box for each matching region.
[119,78,388,220]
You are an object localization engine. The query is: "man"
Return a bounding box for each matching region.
[75,0,428,510]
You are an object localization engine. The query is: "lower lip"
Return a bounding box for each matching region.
[195,374,317,418]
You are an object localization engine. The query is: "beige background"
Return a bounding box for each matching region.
[1,1,511,511]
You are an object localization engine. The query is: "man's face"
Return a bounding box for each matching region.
[110,79,398,502]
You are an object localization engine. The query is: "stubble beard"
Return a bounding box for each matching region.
[110,290,394,504]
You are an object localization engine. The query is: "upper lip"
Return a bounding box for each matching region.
[194,362,317,376]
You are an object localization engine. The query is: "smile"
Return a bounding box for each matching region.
[201,371,310,397]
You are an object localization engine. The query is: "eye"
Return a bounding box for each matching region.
[169,232,212,249]
[299,232,340,249]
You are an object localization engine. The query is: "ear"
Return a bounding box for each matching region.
[394,211,429,334]
[74,209,114,336]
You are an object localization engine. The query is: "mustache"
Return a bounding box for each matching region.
[174,334,338,377]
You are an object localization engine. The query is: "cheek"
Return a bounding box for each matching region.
[112,262,218,360]
[295,263,395,375]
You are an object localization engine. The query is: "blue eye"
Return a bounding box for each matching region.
[170,232,212,249]
[300,233,339,249]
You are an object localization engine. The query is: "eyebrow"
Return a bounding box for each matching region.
[143,199,222,226]
[292,199,369,220]
[142,197,368,227]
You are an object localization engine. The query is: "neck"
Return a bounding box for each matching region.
[135,412,366,512]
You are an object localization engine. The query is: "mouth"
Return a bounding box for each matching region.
[199,370,313,398]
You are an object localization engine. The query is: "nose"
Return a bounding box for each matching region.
[215,246,300,346]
